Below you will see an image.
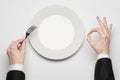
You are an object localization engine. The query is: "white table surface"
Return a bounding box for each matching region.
[0,0,120,80]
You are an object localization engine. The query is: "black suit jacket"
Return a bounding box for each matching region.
[95,58,115,80]
[6,58,115,80]
[6,70,25,80]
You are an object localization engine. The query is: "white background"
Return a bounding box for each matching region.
[0,0,120,80]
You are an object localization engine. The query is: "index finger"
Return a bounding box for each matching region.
[14,38,25,46]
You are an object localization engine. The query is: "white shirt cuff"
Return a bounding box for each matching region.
[97,53,110,60]
[9,64,23,72]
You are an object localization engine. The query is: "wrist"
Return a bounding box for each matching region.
[97,49,109,55]
[10,60,24,65]
[98,52,109,55]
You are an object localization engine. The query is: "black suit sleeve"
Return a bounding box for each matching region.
[6,70,25,80]
[94,58,115,80]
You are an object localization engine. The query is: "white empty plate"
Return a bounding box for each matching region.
[29,5,84,60]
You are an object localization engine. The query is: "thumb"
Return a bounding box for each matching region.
[20,40,26,53]
[109,24,112,35]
